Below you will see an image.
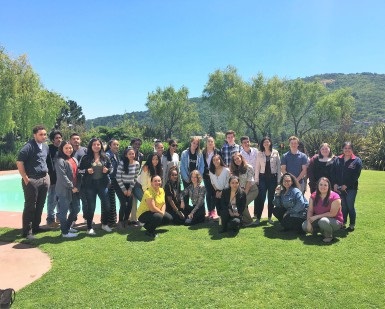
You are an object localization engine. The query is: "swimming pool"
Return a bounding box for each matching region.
[0,173,100,212]
[0,174,24,212]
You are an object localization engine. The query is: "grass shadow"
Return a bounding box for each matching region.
[262,223,301,240]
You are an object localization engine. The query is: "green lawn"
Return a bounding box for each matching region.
[1,170,384,308]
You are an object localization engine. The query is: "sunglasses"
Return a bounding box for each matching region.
[171,144,178,147]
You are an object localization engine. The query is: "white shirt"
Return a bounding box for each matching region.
[240,147,258,172]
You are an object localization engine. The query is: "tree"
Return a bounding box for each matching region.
[362,123,385,170]
[146,86,201,140]
[0,48,17,139]
[203,66,285,142]
[285,79,354,137]
[55,99,86,137]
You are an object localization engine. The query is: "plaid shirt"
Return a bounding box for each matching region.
[221,142,240,167]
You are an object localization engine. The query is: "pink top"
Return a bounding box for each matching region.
[311,191,344,223]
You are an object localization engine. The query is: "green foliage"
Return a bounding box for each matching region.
[203,67,286,141]
[304,73,385,126]
[0,48,66,141]
[300,131,364,158]
[146,86,202,140]
[0,151,17,170]
[361,123,385,170]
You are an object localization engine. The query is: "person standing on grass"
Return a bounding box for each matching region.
[69,132,87,162]
[302,177,343,243]
[180,170,206,225]
[105,138,121,227]
[162,139,180,186]
[221,130,240,167]
[136,153,163,201]
[137,175,173,239]
[239,136,258,173]
[219,176,246,235]
[330,141,362,231]
[230,152,257,226]
[281,136,308,193]
[17,125,50,240]
[254,137,281,225]
[180,137,204,205]
[209,154,231,222]
[70,132,88,223]
[78,138,112,235]
[202,136,221,220]
[131,138,144,166]
[307,143,336,193]
[54,141,81,238]
[115,146,140,228]
[272,173,308,233]
[46,129,62,228]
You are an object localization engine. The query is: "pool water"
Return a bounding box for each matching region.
[0,174,100,212]
[0,174,24,212]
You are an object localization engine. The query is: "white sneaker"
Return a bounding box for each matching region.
[102,225,112,232]
[69,227,78,233]
[26,234,36,240]
[62,232,78,238]
[87,228,96,235]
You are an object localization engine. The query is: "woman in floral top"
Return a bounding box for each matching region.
[180,170,206,225]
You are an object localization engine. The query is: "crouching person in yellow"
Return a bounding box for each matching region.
[137,175,173,239]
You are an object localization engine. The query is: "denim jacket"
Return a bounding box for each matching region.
[273,187,308,218]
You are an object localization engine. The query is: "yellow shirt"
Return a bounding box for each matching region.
[137,187,165,218]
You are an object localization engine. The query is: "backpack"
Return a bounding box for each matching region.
[0,289,15,308]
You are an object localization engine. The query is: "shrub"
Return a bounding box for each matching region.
[361,123,385,170]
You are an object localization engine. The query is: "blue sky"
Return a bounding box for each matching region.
[1,0,384,119]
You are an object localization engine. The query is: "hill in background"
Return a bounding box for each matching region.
[86,72,385,131]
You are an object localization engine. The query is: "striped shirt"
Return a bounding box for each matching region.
[116,161,140,191]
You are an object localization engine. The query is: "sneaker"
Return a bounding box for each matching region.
[32,227,48,234]
[243,221,255,227]
[102,224,112,232]
[252,219,260,226]
[47,222,60,228]
[69,227,78,233]
[87,228,96,235]
[347,225,355,232]
[62,232,78,238]
[26,234,36,240]
[268,218,274,224]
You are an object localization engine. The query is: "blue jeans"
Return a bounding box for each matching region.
[255,174,277,219]
[84,179,110,229]
[340,189,357,226]
[57,192,81,234]
[46,184,58,223]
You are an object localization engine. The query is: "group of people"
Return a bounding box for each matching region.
[17,126,362,242]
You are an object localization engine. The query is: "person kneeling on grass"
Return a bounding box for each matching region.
[302,177,344,243]
[219,176,246,235]
[180,170,206,225]
[137,175,172,238]
[272,173,308,233]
